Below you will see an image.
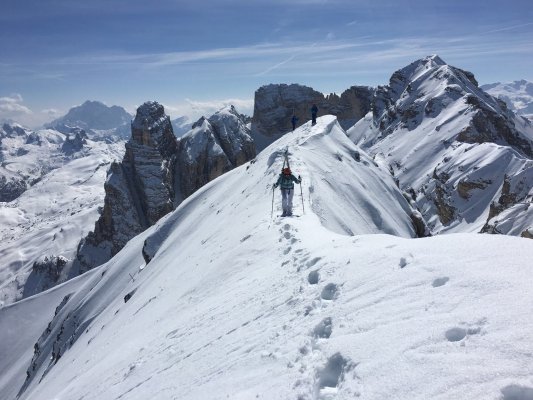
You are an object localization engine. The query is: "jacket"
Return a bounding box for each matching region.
[274,173,301,190]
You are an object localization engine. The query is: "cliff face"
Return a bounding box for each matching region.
[251,84,373,150]
[76,102,256,272]
[176,106,255,200]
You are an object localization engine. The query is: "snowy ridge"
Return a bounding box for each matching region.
[2,116,532,399]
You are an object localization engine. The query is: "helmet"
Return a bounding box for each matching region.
[283,167,291,175]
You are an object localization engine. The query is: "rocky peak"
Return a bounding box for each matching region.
[252,83,373,150]
[76,103,256,272]
[349,56,533,238]
[176,105,255,199]
[47,100,132,131]
[130,101,177,158]
[1,122,29,139]
[192,116,208,129]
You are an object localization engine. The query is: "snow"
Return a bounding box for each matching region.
[0,135,125,306]
[482,80,533,118]
[1,116,532,400]
[347,57,533,236]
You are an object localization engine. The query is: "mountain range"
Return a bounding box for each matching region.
[482,79,533,120]
[1,55,532,400]
[2,116,532,400]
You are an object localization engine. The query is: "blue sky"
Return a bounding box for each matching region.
[1,0,532,127]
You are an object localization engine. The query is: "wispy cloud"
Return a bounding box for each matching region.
[0,94,32,115]
[157,98,254,121]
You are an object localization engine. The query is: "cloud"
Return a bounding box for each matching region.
[41,108,62,119]
[160,98,254,120]
[0,94,60,128]
[0,94,32,115]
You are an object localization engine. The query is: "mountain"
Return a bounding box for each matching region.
[171,116,193,138]
[482,80,533,120]
[348,55,533,238]
[251,84,373,151]
[46,100,133,141]
[76,102,256,273]
[0,123,124,306]
[2,117,533,400]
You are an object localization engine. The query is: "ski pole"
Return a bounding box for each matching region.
[271,186,275,219]
[299,181,305,214]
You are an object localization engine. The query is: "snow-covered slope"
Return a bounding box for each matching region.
[0,129,124,306]
[171,116,193,138]
[348,55,533,237]
[3,116,532,400]
[482,80,533,120]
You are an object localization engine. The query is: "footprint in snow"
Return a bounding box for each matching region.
[313,317,333,339]
[306,257,322,268]
[445,325,482,342]
[500,384,533,400]
[321,283,339,301]
[432,277,449,287]
[308,270,320,285]
[316,353,353,394]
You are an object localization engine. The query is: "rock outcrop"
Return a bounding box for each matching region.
[177,105,255,200]
[76,102,255,272]
[251,84,373,150]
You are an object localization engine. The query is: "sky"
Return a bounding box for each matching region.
[1,0,532,127]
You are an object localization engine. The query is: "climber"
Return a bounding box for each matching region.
[273,167,302,217]
[311,104,318,126]
[291,114,299,131]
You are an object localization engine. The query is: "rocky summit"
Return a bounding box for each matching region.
[251,83,373,150]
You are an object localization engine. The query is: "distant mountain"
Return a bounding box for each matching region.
[481,80,533,120]
[171,116,193,138]
[348,55,533,237]
[46,100,133,141]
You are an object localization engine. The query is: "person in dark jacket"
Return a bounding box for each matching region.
[311,104,318,126]
[273,167,301,217]
[291,114,298,131]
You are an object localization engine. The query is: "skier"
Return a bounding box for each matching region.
[291,114,298,131]
[273,167,302,217]
[311,104,318,126]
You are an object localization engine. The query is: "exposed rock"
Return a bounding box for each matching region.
[251,84,373,149]
[348,55,533,237]
[22,256,69,298]
[176,105,255,200]
[76,102,255,272]
[61,130,88,155]
[521,229,533,239]
[434,184,456,226]
[456,179,491,199]
[0,175,27,202]
[410,210,431,237]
